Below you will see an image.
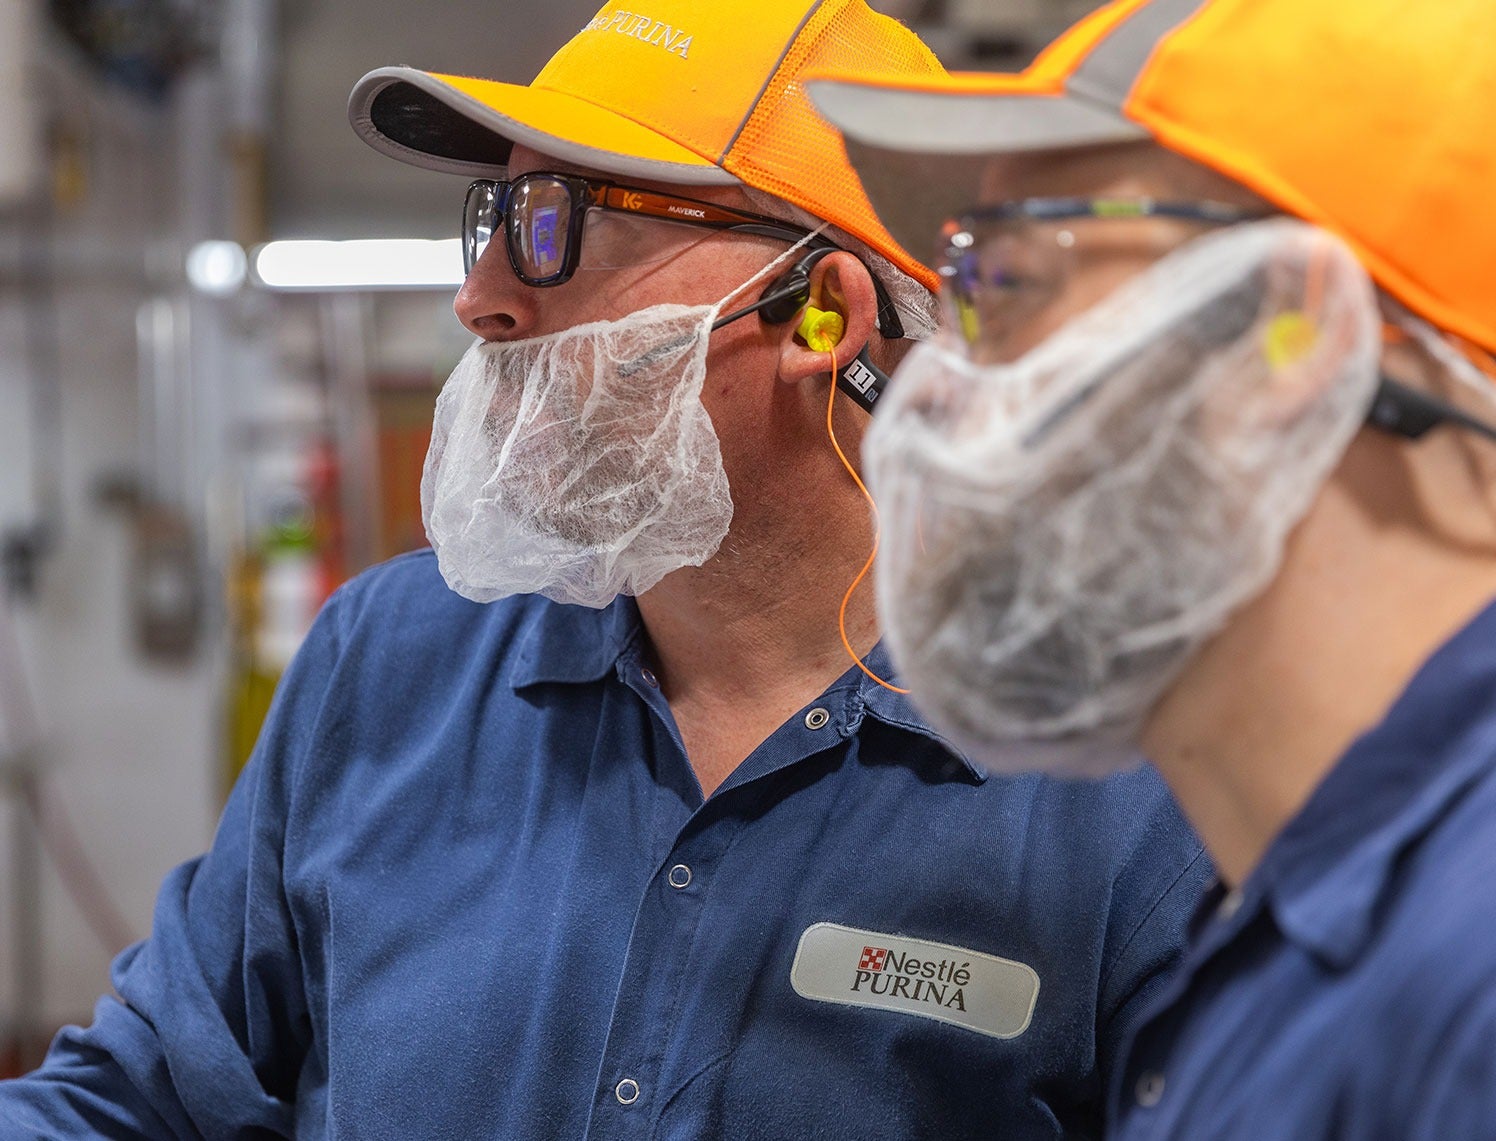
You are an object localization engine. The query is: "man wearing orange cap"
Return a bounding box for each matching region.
[813,0,1496,1135]
[0,2,1209,1138]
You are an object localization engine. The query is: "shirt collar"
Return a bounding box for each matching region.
[510,603,986,783]
[1248,597,1496,969]
[850,641,989,784]
[510,596,643,688]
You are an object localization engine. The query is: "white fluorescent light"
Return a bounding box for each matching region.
[252,239,464,291]
[186,240,248,295]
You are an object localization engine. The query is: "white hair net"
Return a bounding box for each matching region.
[865,220,1382,776]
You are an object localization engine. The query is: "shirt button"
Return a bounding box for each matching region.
[615,1078,641,1105]
[640,667,659,688]
[804,707,830,730]
[1135,1070,1166,1108]
[1217,888,1244,922]
[667,863,692,889]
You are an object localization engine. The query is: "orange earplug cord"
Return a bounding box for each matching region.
[800,308,908,695]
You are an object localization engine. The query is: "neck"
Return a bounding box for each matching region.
[1143,431,1496,885]
[639,541,879,700]
[636,435,881,797]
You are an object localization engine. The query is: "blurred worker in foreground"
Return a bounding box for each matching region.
[0,1,1208,1136]
[811,0,1496,1136]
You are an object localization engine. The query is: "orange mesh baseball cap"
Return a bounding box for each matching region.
[348,0,946,291]
[809,0,1496,352]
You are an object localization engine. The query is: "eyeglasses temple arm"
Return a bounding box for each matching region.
[715,224,906,341]
[1367,375,1496,444]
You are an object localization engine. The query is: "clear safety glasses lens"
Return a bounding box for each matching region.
[938,219,1072,357]
[936,200,1270,357]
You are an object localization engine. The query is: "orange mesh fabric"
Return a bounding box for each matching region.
[724,0,945,292]
[353,1,949,290]
[808,0,1496,351]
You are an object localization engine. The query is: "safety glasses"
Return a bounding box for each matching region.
[939,197,1496,446]
[936,197,1266,348]
[463,172,906,337]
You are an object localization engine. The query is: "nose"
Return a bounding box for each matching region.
[453,240,540,341]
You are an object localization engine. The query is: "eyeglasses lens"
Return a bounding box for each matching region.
[463,181,497,275]
[463,176,576,282]
[939,220,1071,355]
[508,176,573,283]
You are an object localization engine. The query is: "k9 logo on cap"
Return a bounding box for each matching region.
[791,922,1039,1039]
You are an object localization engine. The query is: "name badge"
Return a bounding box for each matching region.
[791,922,1039,1040]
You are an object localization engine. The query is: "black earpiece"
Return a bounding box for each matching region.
[712,247,835,331]
[711,247,893,414]
[1367,375,1496,443]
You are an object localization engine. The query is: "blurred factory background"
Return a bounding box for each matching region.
[0,0,1103,1074]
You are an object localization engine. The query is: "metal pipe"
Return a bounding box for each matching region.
[0,0,41,207]
[0,592,43,1069]
[9,761,43,1070]
[323,293,380,573]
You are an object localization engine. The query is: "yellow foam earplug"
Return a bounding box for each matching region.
[798,306,845,353]
[1263,311,1319,370]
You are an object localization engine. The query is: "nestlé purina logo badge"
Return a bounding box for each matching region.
[791,923,1039,1039]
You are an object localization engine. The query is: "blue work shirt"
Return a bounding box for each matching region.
[1113,599,1496,1140]
[2,550,1207,1140]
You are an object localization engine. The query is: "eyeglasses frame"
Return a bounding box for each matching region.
[463,173,905,339]
[936,196,1496,446]
[937,196,1268,308]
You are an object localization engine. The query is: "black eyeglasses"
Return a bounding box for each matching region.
[462,172,905,337]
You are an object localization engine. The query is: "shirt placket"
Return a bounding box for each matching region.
[582,663,856,1138]
[1111,883,1259,1138]
[584,810,744,1138]
[581,658,740,1138]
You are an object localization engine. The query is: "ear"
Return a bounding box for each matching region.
[776,250,880,384]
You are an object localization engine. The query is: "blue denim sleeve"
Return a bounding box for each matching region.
[0,587,351,1140]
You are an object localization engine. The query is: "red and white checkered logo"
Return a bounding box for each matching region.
[859,946,888,972]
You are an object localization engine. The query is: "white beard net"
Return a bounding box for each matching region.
[422,304,732,607]
[866,220,1382,777]
[422,234,824,608]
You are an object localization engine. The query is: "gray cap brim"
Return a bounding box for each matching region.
[809,78,1146,256]
[349,66,738,186]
